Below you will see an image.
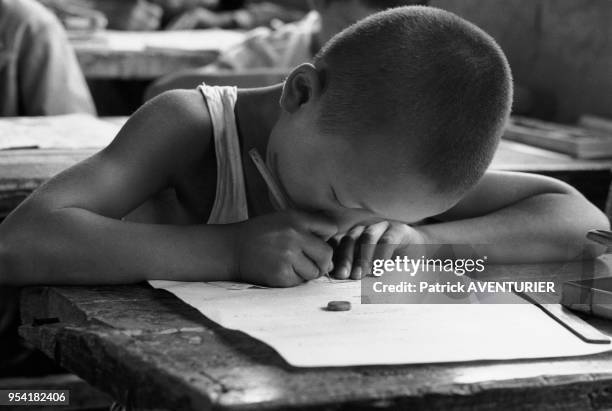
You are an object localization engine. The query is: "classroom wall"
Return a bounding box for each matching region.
[432,0,612,123]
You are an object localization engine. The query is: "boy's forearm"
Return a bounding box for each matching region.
[417,193,609,263]
[0,207,238,286]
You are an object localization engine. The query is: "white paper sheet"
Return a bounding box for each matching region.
[150,278,612,367]
[0,114,120,150]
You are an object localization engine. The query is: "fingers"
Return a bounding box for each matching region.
[373,224,405,262]
[357,221,390,275]
[301,233,334,277]
[292,252,323,281]
[330,222,411,280]
[274,268,305,287]
[332,226,365,280]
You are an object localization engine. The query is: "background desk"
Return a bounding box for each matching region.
[70,30,245,80]
[70,30,246,115]
[18,257,612,410]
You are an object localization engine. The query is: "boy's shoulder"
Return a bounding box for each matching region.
[108,88,214,177]
[150,88,208,119]
[138,88,212,139]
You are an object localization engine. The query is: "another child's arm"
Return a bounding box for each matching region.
[0,90,334,286]
[332,171,609,278]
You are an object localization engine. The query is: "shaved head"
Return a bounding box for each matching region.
[313,6,513,199]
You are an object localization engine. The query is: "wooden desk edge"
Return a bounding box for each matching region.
[18,284,612,411]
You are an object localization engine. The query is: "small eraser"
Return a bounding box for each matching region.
[326,301,351,312]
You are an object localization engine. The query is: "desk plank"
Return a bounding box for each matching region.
[18,258,612,410]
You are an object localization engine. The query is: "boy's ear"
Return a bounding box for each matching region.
[280,63,323,114]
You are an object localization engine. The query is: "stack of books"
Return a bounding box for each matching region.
[504,115,612,159]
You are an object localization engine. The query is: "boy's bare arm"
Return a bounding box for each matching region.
[421,171,609,262]
[331,171,610,279]
[0,89,335,286]
[0,90,239,285]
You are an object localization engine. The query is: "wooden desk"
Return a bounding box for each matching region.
[18,256,612,410]
[70,30,245,79]
[1,115,612,218]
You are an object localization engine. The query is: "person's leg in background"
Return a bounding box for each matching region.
[0,0,96,116]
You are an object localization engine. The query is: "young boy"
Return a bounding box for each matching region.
[0,6,608,287]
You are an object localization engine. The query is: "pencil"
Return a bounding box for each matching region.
[248,148,290,210]
[249,148,333,280]
[587,230,612,247]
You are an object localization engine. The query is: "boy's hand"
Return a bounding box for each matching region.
[330,221,426,280]
[234,211,337,287]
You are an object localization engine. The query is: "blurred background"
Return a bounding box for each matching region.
[437,0,612,123]
[2,0,610,120]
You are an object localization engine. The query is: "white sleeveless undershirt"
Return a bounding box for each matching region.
[198,84,249,224]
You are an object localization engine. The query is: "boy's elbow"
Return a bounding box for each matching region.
[595,207,610,231]
[586,205,610,259]
[558,184,610,229]
[584,243,607,259]
[580,194,610,231]
[567,193,610,259]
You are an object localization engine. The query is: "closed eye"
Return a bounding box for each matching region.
[330,185,345,209]
[330,184,378,216]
